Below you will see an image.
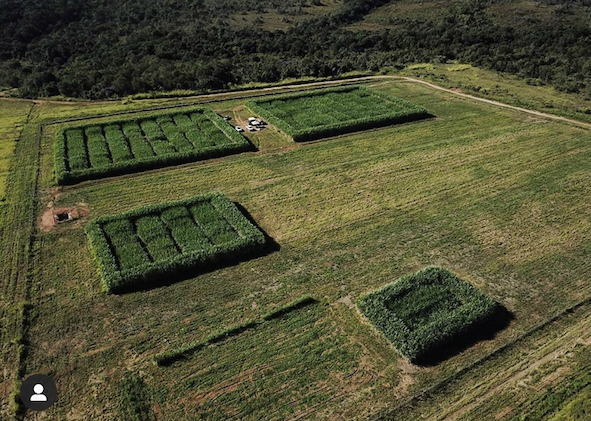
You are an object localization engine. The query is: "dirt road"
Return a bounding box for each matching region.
[4,75,591,130]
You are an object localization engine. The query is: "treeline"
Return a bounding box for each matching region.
[0,0,590,98]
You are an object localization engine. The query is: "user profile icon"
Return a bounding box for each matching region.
[31,384,47,401]
[20,374,57,411]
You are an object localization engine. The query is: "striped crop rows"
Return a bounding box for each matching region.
[55,107,252,184]
[86,193,266,293]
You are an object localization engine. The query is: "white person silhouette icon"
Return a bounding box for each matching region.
[30,384,48,402]
[20,374,57,411]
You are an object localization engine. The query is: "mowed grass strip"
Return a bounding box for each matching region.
[0,100,33,203]
[86,192,266,293]
[154,295,317,366]
[247,85,430,141]
[357,267,502,364]
[154,303,361,421]
[54,106,253,184]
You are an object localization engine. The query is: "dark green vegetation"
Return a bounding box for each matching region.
[248,86,429,141]
[357,267,500,363]
[86,193,266,293]
[154,295,316,366]
[117,373,155,421]
[1,0,591,99]
[54,107,251,184]
[2,78,590,420]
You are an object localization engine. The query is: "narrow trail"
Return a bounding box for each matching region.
[231,105,246,128]
[3,75,591,130]
[396,76,591,129]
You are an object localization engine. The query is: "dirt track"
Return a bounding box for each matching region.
[4,75,591,130]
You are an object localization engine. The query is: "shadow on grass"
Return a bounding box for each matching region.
[233,202,281,254]
[114,204,279,294]
[416,305,515,367]
[292,112,436,143]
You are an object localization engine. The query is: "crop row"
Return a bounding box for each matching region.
[86,193,266,293]
[247,85,430,142]
[356,267,500,363]
[54,106,252,184]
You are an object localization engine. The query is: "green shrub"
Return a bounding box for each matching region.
[86,193,266,293]
[357,267,500,364]
[247,85,430,142]
[54,106,253,184]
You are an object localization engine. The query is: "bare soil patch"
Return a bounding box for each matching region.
[39,201,89,232]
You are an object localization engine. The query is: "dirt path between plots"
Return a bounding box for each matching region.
[232,105,247,128]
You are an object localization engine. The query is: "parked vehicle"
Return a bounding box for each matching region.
[235,126,244,132]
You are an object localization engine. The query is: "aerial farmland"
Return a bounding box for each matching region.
[0,76,590,420]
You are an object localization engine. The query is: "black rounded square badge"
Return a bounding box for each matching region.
[20,374,57,411]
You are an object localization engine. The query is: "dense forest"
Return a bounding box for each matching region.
[1,0,590,99]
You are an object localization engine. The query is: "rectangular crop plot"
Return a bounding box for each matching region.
[85,193,266,293]
[54,107,252,184]
[357,267,500,364]
[247,85,430,142]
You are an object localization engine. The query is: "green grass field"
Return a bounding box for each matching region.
[55,107,251,184]
[247,85,429,141]
[0,100,32,202]
[1,76,590,420]
[397,62,591,124]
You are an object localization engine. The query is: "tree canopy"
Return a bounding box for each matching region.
[1,0,590,98]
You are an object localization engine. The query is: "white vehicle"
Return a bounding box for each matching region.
[251,120,260,126]
[246,125,256,131]
[248,117,257,122]
[235,126,244,132]
[223,116,231,121]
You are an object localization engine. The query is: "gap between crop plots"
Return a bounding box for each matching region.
[54,106,253,184]
[247,85,432,142]
[85,193,267,293]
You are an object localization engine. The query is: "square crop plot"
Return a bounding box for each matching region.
[54,106,252,184]
[357,267,500,363]
[247,85,430,142]
[85,193,266,293]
